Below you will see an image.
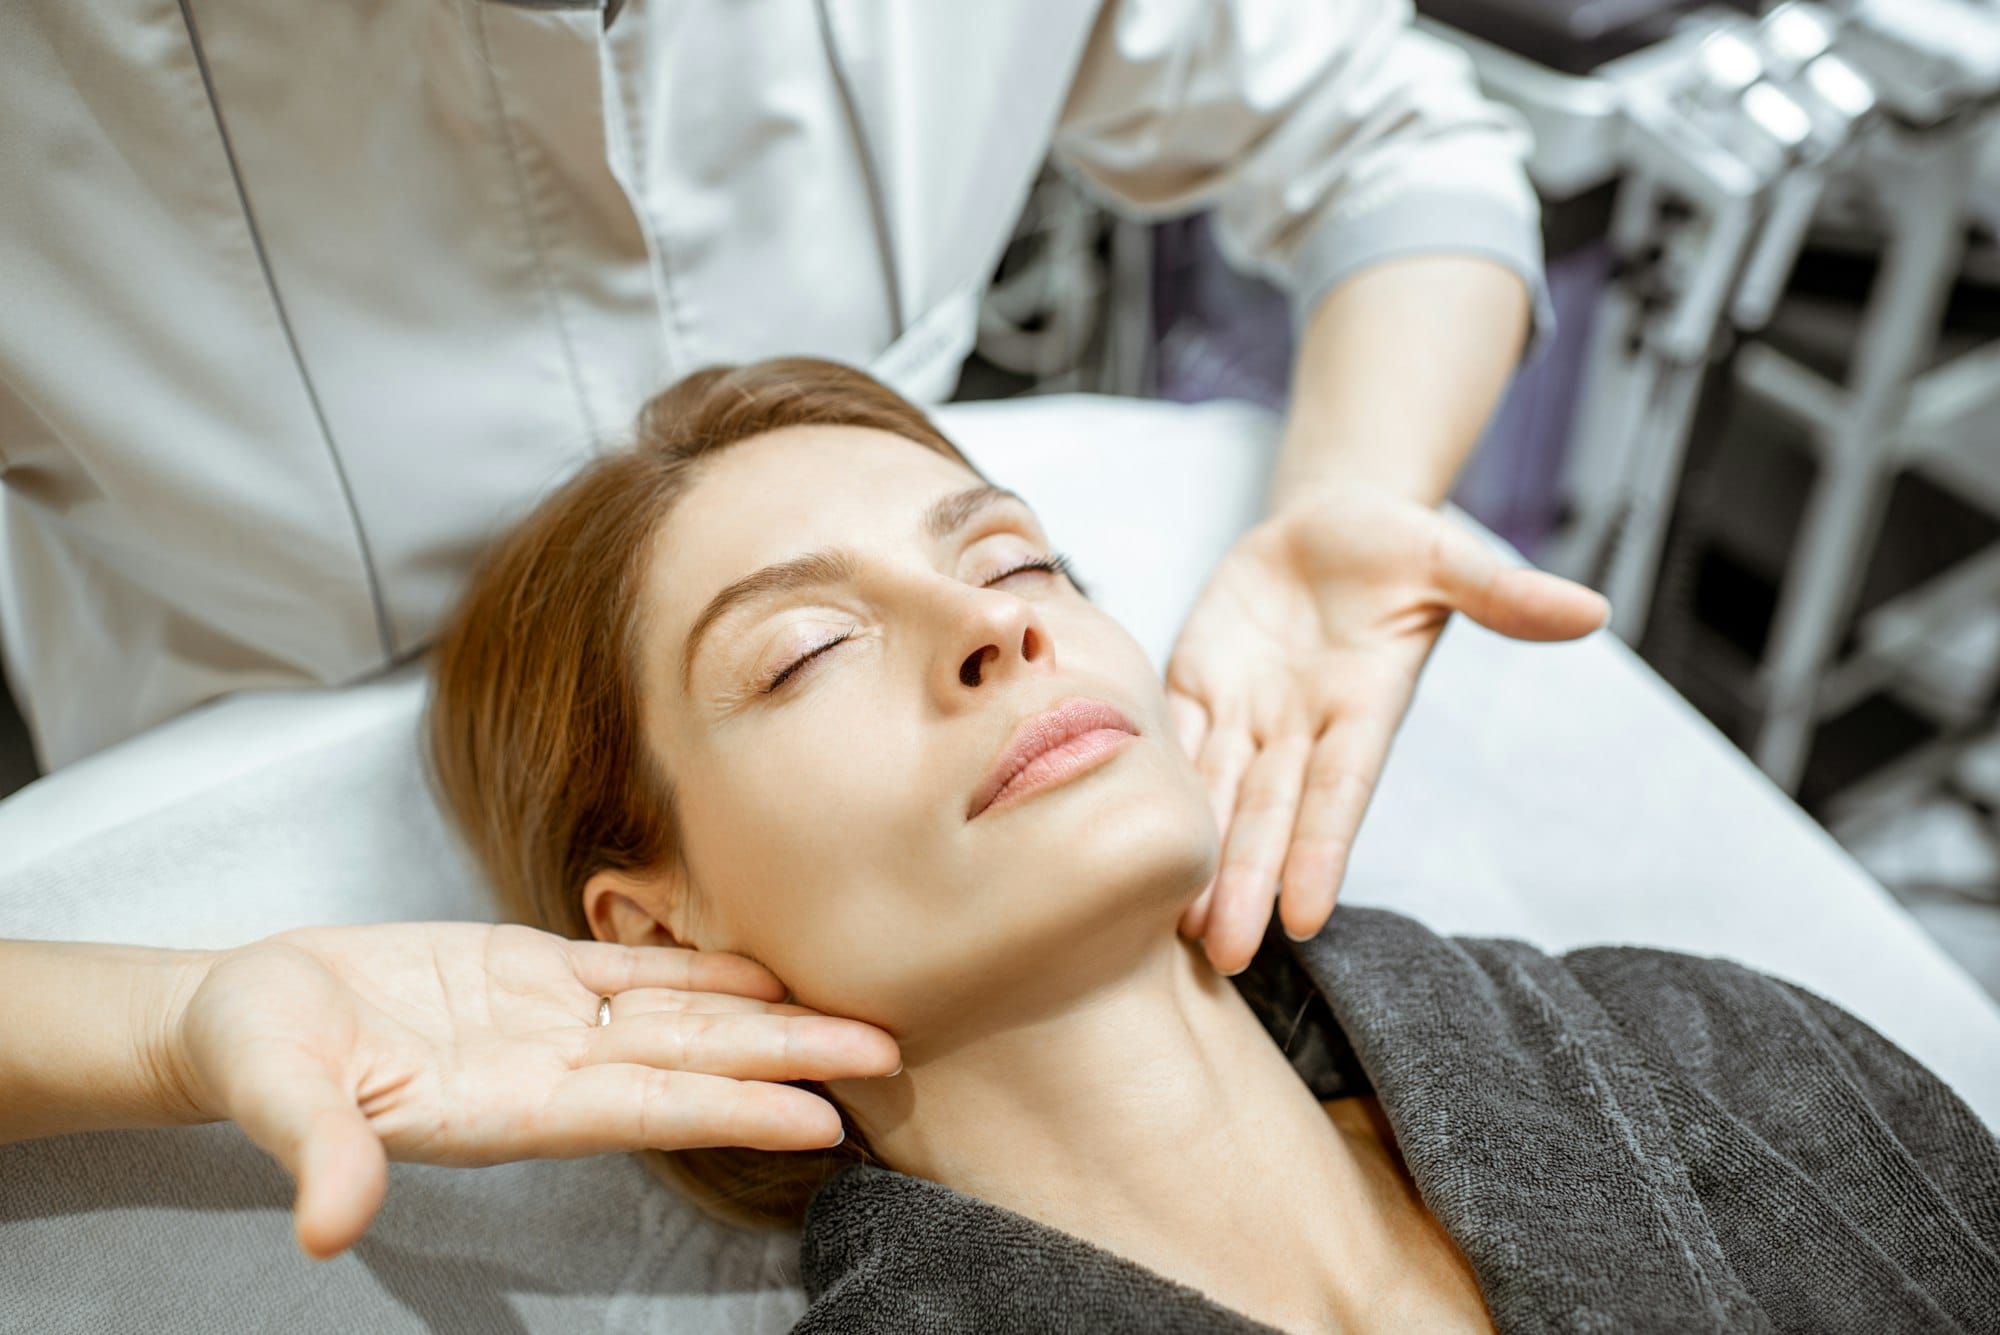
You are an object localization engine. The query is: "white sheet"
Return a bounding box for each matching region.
[2,394,1994,1335]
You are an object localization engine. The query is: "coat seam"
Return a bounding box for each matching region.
[469,0,605,448]
[814,0,905,342]
[174,0,398,662]
[600,23,693,374]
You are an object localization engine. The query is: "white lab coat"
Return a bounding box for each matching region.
[0,0,1547,770]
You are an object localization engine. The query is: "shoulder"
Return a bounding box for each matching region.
[1297,905,1866,1092]
[1553,938,1874,1092]
[1310,904,1809,1010]
[1334,906,1978,1139]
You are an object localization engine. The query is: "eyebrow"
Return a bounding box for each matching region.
[678,483,1031,691]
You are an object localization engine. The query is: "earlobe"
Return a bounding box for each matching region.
[582,866,692,950]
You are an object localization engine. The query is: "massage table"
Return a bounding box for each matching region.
[3,394,1996,1333]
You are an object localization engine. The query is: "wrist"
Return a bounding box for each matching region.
[1267,428,1457,517]
[1266,469,1430,526]
[140,947,228,1129]
[0,939,226,1146]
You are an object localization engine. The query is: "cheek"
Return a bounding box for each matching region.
[1074,615,1216,847]
[1086,615,1182,745]
[676,731,938,974]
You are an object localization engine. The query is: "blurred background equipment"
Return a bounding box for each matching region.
[957,0,2000,998]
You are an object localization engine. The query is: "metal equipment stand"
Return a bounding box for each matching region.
[1431,0,2000,796]
[1740,125,1987,789]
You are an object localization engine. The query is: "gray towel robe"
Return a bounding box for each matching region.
[794,906,2000,1333]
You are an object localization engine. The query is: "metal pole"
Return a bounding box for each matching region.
[1751,125,1982,790]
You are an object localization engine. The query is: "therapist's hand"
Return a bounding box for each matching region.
[155,921,899,1261]
[1164,481,1610,974]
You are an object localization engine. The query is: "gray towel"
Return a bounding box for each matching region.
[794,906,2000,1333]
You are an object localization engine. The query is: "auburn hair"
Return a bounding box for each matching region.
[423,358,986,1228]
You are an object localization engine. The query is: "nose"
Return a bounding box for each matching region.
[939,584,1053,696]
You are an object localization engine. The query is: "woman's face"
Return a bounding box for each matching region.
[614,423,1219,1042]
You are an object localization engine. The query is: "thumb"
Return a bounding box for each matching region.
[1473,567,1612,642]
[1429,523,1611,642]
[231,1046,389,1261]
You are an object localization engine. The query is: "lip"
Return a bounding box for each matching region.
[967,695,1141,821]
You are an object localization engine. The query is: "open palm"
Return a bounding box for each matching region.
[161,920,899,1260]
[1164,482,1610,974]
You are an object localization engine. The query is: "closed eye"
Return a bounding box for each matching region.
[984,551,1085,594]
[757,550,1086,694]
[761,628,857,694]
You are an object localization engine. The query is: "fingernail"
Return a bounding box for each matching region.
[888,1060,904,1077]
[1284,927,1314,943]
[832,1126,846,1147]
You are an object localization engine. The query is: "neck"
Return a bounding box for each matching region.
[833,929,1378,1324]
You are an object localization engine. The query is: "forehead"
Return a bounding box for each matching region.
[660,420,985,579]
[644,422,997,647]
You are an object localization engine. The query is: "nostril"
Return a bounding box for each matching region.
[960,647,990,687]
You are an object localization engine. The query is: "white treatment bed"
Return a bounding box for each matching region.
[2,394,1995,1334]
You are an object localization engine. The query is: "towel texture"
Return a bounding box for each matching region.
[794,906,2000,1333]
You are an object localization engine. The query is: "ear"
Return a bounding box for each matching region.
[582,864,696,951]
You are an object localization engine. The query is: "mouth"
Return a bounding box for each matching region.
[967,695,1141,821]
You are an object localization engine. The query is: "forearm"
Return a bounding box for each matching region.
[0,937,220,1144]
[1269,253,1533,513]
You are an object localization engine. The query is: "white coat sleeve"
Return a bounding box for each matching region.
[1051,0,1555,355]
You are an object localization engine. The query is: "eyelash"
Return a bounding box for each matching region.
[757,551,1082,695]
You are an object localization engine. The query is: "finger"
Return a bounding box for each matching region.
[1277,706,1402,942]
[602,989,823,1021]
[563,938,787,1004]
[292,1107,390,1262]
[1177,881,1215,941]
[226,1041,388,1262]
[1195,721,1256,852]
[588,1012,902,1083]
[1165,689,1210,763]
[1187,722,1254,946]
[1201,869,1277,978]
[1427,524,1611,642]
[1471,568,1612,641]
[543,1064,848,1154]
[1200,735,1311,976]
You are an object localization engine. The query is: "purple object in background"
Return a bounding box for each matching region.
[1452,242,1612,561]
[1150,213,1611,561]
[1150,215,1294,412]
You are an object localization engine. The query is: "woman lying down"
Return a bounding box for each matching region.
[425,359,2000,1334]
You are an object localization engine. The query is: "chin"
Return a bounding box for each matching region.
[858,785,1215,1045]
[1029,769,1217,914]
